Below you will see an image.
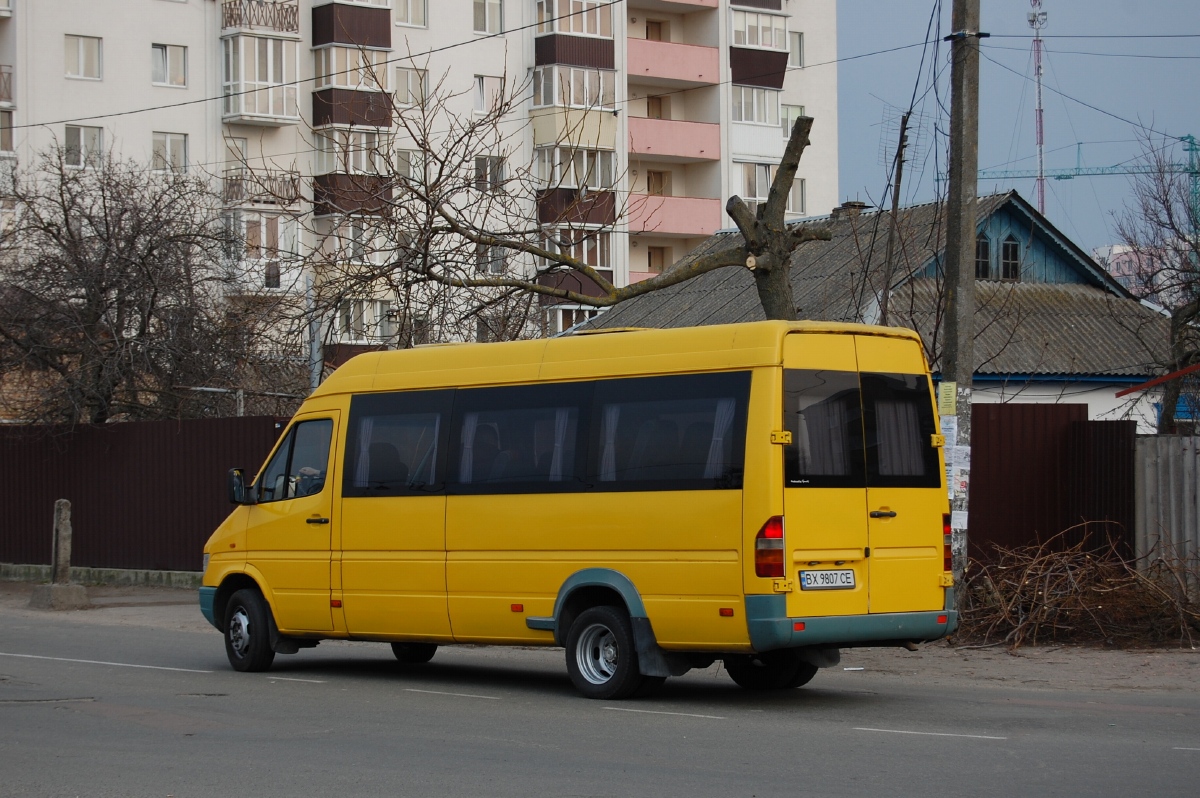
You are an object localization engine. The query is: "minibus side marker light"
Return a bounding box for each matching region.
[793,622,806,632]
[331,599,342,608]
[937,614,948,624]
[511,604,524,612]
[719,608,734,617]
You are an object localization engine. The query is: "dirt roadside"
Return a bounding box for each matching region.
[2,579,1197,693]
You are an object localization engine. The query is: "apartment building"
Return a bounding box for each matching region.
[0,0,837,347]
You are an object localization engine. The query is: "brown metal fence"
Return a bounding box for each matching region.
[0,417,284,571]
[969,403,1135,558]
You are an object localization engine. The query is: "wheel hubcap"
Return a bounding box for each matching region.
[576,623,619,685]
[228,607,251,658]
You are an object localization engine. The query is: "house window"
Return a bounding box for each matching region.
[395,67,427,107]
[731,85,780,126]
[222,36,298,120]
[975,233,991,279]
[474,75,504,113]
[536,0,612,38]
[65,35,102,79]
[65,125,103,167]
[0,110,12,153]
[474,155,505,192]
[475,242,506,274]
[315,129,384,175]
[315,47,388,91]
[789,32,804,67]
[396,0,427,27]
[152,132,188,172]
[395,149,424,182]
[532,66,615,110]
[782,104,805,139]
[1002,235,1021,280]
[730,11,786,50]
[151,44,187,87]
[474,0,502,34]
[536,147,614,190]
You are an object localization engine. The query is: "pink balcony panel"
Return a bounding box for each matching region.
[628,194,722,238]
[627,38,719,87]
[628,117,720,162]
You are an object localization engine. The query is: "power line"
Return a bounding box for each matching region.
[984,43,1200,60]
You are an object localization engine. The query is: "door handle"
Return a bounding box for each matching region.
[306,517,330,525]
[869,510,897,518]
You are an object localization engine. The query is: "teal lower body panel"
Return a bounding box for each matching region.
[199,587,219,630]
[745,594,958,651]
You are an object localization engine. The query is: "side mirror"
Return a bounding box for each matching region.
[227,468,255,505]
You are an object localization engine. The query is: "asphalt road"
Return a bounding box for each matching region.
[1,590,1197,797]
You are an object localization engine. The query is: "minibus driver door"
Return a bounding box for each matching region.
[245,413,340,633]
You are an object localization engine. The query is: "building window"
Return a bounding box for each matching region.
[789,32,804,67]
[547,306,598,335]
[536,0,612,38]
[315,129,384,174]
[152,132,188,172]
[65,35,102,79]
[475,242,506,274]
[781,104,805,139]
[264,261,281,289]
[396,0,427,27]
[1002,235,1021,280]
[474,155,505,193]
[731,85,780,126]
[542,227,610,269]
[536,147,614,191]
[474,0,502,34]
[474,75,504,113]
[151,44,187,87]
[532,66,615,110]
[395,67,427,107]
[975,233,991,279]
[738,162,803,214]
[730,11,786,51]
[788,178,805,215]
[647,246,669,273]
[222,36,298,120]
[395,149,424,182]
[315,47,388,91]
[646,170,669,196]
[0,110,12,153]
[65,125,103,167]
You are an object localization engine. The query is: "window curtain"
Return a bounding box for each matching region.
[352,417,375,488]
[549,408,570,482]
[703,398,736,479]
[799,400,849,475]
[599,405,620,481]
[458,412,479,483]
[876,400,923,475]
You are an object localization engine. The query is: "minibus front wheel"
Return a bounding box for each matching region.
[224,588,276,672]
[565,606,648,700]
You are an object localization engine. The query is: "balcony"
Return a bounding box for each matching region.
[223,168,301,206]
[312,173,392,217]
[0,65,11,107]
[627,194,722,237]
[222,0,300,34]
[627,38,719,89]
[628,117,719,162]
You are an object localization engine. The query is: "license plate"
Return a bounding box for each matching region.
[799,569,856,590]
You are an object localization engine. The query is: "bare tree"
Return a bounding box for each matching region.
[0,145,298,424]
[1114,132,1200,432]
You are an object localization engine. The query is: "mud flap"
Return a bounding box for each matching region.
[797,646,841,669]
[631,617,693,677]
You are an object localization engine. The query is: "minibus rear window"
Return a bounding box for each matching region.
[861,373,940,488]
[783,370,865,488]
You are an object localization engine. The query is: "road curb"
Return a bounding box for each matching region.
[0,562,202,589]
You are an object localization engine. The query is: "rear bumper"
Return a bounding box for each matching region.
[199,586,219,630]
[745,594,958,651]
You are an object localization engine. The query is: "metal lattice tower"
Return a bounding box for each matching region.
[1029,1,1049,214]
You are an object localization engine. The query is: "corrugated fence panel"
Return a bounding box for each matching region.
[0,418,284,571]
[1135,436,1200,564]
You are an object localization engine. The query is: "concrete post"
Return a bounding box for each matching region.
[29,499,89,610]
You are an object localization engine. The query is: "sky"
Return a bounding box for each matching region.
[835,0,1200,255]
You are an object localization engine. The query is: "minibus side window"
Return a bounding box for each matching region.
[448,382,591,493]
[860,373,940,488]
[343,390,453,497]
[257,419,334,502]
[588,372,750,490]
[783,370,865,488]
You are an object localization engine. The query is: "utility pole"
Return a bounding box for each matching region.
[941,0,985,584]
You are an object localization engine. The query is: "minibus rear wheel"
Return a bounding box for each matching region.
[723,650,814,690]
[565,606,645,700]
[224,588,275,672]
[391,643,437,664]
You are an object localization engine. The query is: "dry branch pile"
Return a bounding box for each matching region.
[956,529,1200,649]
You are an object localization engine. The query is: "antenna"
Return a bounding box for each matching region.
[1028,1,1049,213]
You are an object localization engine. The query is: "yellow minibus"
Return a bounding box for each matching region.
[200,321,956,699]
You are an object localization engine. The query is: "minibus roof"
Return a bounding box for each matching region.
[311,320,923,397]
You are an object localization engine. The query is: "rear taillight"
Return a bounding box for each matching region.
[755,516,786,578]
[943,513,952,572]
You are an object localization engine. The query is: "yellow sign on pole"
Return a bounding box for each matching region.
[938,381,957,417]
